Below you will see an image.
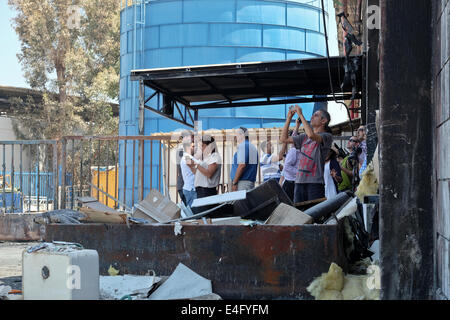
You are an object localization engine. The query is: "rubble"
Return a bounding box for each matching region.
[33,209,86,225]
[100,274,162,300]
[133,189,181,223]
[78,197,128,224]
[148,263,213,300]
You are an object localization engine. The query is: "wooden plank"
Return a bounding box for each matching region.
[79,207,127,224]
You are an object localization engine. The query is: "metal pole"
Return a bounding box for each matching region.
[97,140,101,201]
[150,141,153,192]
[106,140,110,207]
[115,140,119,208]
[72,139,75,209]
[20,144,23,213]
[28,145,31,212]
[37,144,40,212]
[123,140,127,209]
[53,143,58,210]
[2,144,6,213]
[61,139,67,209]
[80,140,83,198]
[46,144,49,212]
[139,140,144,201]
[132,139,136,206]
[11,145,15,213]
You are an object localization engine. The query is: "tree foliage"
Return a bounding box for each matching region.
[8,0,120,139]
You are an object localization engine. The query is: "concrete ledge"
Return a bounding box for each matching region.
[0,214,44,241]
[45,223,348,300]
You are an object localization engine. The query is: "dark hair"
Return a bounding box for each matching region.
[319,109,332,134]
[239,127,249,140]
[202,135,216,154]
[327,148,337,161]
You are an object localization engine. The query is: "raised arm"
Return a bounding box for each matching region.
[294,105,323,144]
[280,109,296,144]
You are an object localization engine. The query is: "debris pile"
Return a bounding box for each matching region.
[99,263,221,301]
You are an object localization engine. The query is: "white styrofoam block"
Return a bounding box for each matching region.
[22,246,99,300]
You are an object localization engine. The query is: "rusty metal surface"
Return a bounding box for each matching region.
[45,223,347,300]
[0,214,44,241]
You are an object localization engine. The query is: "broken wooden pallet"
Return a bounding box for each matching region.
[77,197,127,224]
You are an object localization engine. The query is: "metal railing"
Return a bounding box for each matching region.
[0,140,58,213]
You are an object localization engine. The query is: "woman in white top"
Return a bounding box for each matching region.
[324,147,343,200]
[259,140,283,182]
[187,135,221,213]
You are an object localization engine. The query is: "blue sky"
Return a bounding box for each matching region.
[0,0,338,89]
[0,0,28,88]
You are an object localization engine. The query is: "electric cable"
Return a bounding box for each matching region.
[320,0,355,136]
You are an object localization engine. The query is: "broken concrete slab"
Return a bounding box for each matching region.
[148,263,212,300]
[265,203,313,225]
[100,274,162,300]
[133,189,180,223]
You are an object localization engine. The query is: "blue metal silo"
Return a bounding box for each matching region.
[119,0,330,206]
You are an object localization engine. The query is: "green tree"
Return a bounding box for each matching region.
[8,0,120,139]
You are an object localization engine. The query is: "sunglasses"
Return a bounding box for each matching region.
[349,139,358,143]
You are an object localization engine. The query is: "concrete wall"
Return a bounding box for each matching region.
[433,0,450,300]
[0,116,32,172]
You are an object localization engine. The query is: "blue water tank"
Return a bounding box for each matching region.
[119,0,329,205]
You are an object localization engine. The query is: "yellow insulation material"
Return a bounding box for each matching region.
[307,262,380,300]
[355,162,379,202]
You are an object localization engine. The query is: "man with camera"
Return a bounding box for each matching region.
[280,105,333,203]
[338,136,362,192]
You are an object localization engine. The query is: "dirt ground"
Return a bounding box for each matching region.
[0,241,38,290]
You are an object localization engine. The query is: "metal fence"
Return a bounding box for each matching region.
[0,140,59,213]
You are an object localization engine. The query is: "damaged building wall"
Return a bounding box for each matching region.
[379,0,434,299]
[433,0,450,300]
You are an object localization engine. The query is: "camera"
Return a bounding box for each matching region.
[348,146,362,164]
[334,143,348,159]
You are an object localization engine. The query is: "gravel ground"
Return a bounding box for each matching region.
[0,241,39,291]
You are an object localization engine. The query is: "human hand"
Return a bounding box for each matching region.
[288,106,296,118]
[295,105,303,117]
[232,184,238,192]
